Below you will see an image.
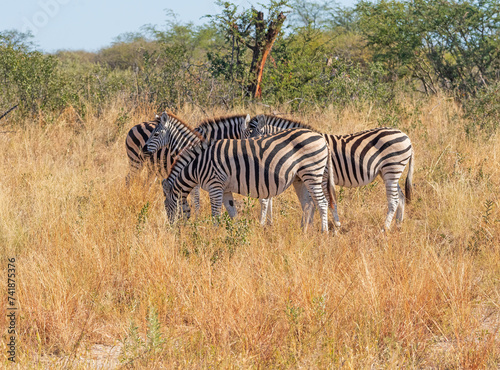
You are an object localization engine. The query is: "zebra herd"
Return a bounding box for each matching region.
[126,111,414,232]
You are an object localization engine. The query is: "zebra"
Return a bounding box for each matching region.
[139,111,251,213]
[125,112,251,184]
[125,115,161,185]
[246,114,414,230]
[162,128,336,232]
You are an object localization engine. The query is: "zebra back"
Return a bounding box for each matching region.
[247,114,315,137]
[194,114,250,142]
[324,128,412,187]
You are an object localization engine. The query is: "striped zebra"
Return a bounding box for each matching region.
[125,115,161,185]
[139,112,251,213]
[162,128,336,232]
[126,112,251,184]
[246,114,414,230]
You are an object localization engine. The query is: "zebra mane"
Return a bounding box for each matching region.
[257,114,316,132]
[160,111,205,143]
[195,114,248,132]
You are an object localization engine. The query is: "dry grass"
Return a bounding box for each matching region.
[0,96,499,369]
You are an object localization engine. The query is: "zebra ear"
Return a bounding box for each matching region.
[257,114,267,129]
[160,112,169,126]
[242,114,251,130]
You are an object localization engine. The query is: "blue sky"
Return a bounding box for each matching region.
[1,0,357,52]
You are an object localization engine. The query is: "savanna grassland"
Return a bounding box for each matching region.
[0,95,499,368]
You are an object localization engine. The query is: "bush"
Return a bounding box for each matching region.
[463,82,500,136]
[0,31,65,115]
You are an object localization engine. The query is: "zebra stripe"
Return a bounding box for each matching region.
[125,113,250,183]
[247,114,414,230]
[136,112,250,213]
[163,128,334,232]
[125,117,159,185]
[194,115,250,142]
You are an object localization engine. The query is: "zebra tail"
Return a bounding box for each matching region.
[327,149,337,209]
[405,149,414,203]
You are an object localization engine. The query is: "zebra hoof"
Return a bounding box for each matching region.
[381,226,391,234]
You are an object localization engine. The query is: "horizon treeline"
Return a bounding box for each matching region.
[1,0,499,134]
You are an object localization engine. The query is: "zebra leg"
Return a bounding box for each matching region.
[208,187,224,223]
[395,184,405,225]
[259,198,269,225]
[303,181,329,233]
[292,180,315,228]
[191,185,201,213]
[384,180,400,231]
[267,198,273,224]
[331,203,340,228]
[259,198,274,225]
[321,178,340,228]
[223,192,237,218]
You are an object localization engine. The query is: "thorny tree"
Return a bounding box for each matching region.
[208,0,289,98]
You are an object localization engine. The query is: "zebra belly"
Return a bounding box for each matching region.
[222,169,296,199]
[334,175,377,188]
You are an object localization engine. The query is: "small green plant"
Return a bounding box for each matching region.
[146,307,165,356]
[119,320,144,363]
[242,195,256,219]
[285,300,303,326]
[468,200,497,254]
[285,300,304,340]
[312,295,326,325]
[120,307,165,366]
[222,212,251,248]
[136,202,150,235]
[337,187,345,203]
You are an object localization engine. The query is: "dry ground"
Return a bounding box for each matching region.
[0,97,499,368]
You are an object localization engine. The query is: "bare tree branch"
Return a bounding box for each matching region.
[0,105,18,122]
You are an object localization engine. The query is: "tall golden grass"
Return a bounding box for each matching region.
[0,96,499,368]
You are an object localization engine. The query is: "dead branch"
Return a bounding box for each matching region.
[0,105,18,122]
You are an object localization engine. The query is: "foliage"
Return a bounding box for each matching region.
[119,307,165,366]
[206,0,291,97]
[0,30,64,114]
[357,0,500,95]
[1,0,500,135]
[463,81,500,136]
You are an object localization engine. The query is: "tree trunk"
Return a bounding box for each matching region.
[247,11,286,99]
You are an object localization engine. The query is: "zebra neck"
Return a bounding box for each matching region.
[174,161,200,198]
[166,142,207,190]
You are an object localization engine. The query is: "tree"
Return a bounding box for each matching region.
[356,0,500,95]
[208,0,290,98]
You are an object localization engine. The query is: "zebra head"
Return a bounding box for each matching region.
[162,179,191,223]
[142,112,171,156]
[245,114,269,138]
